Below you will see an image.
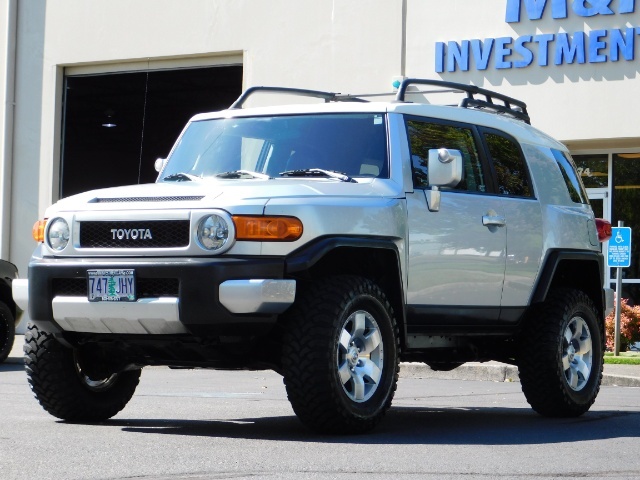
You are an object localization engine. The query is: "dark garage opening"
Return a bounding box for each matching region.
[60,65,243,198]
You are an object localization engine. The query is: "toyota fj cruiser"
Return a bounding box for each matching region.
[13,79,614,433]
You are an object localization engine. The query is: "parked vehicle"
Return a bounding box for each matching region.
[13,79,613,432]
[0,260,20,363]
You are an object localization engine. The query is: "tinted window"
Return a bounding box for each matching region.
[407,120,486,192]
[551,149,589,204]
[484,133,532,197]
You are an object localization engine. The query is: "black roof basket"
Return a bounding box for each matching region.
[395,78,530,124]
[229,79,530,124]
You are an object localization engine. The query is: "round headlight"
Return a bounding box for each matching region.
[47,218,70,251]
[197,214,233,252]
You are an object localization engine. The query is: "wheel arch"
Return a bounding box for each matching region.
[285,236,406,345]
[531,250,606,326]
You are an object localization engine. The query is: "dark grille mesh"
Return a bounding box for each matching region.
[53,278,179,298]
[79,220,190,248]
[94,196,204,203]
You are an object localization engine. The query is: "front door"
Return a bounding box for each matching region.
[406,190,507,312]
[404,117,507,330]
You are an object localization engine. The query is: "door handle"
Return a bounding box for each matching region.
[482,214,506,227]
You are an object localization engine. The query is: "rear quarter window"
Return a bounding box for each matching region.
[551,149,589,204]
[483,132,533,198]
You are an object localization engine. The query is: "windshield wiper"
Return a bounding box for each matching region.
[215,170,272,180]
[162,172,201,182]
[279,168,356,183]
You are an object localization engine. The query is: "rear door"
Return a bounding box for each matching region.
[478,128,543,318]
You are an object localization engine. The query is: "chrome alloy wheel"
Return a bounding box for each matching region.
[336,310,384,403]
[562,315,593,392]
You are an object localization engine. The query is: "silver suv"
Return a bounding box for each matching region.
[14,79,614,433]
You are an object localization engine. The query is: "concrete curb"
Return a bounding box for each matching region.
[401,362,520,383]
[5,336,640,387]
[400,362,640,388]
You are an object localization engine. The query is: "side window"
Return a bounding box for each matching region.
[484,132,532,197]
[551,149,589,204]
[406,120,486,193]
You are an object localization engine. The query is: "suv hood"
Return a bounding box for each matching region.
[49,178,401,214]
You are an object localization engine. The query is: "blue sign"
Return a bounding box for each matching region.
[608,227,632,268]
[435,0,639,73]
[506,0,636,22]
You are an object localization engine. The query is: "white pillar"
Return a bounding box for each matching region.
[0,0,17,260]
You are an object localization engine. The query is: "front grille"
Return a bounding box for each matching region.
[79,220,190,248]
[53,278,180,298]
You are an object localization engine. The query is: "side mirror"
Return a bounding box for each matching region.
[428,148,463,187]
[154,158,167,173]
[424,148,463,212]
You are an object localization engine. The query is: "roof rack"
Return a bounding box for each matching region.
[229,86,368,109]
[395,78,530,124]
[229,79,530,124]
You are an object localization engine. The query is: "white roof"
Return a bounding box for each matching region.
[190,100,566,151]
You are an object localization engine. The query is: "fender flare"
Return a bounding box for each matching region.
[530,249,605,317]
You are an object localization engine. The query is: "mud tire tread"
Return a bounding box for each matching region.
[281,275,399,434]
[518,288,603,417]
[24,323,140,421]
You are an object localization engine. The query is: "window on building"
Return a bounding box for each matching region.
[60,65,243,198]
[573,153,608,189]
[612,153,640,296]
[573,150,640,307]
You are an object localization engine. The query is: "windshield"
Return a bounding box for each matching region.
[158,113,388,181]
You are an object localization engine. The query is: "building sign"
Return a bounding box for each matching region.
[435,0,639,72]
[608,226,632,268]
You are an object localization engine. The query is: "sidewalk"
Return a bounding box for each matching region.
[5,335,640,387]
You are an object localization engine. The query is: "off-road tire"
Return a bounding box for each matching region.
[282,275,399,434]
[0,301,15,363]
[518,288,603,417]
[24,323,141,421]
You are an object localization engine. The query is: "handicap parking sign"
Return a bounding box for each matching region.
[608,227,632,268]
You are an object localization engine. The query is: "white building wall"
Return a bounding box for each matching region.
[405,0,640,144]
[0,1,17,261]
[10,0,405,278]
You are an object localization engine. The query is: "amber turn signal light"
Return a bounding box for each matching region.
[32,219,47,243]
[232,215,303,241]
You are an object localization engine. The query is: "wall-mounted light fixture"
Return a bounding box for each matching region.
[102,108,117,128]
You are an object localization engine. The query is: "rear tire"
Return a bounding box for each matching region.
[518,288,603,417]
[24,323,141,421]
[0,301,15,363]
[282,275,399,434]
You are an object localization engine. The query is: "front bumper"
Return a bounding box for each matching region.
[16,255,295,336]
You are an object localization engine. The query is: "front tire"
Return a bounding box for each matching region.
[518,288,604,417]
[282,275,399,434]
[0,301,15,363]
[24,323,141,421]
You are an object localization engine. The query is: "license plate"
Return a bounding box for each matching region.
[87,269,136,302]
